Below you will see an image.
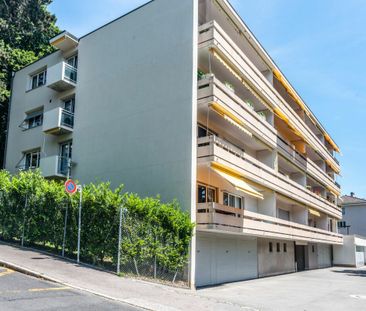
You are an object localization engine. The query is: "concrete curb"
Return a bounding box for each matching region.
[0,259,153,311]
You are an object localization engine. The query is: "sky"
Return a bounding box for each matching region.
[48,0,366,198]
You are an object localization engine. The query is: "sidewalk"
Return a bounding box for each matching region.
[0,242,254,311]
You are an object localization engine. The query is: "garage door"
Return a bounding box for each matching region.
[196,234,257,287]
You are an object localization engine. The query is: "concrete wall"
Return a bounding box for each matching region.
[306,243,318,270]
[333,235,356,266]
[73,0,197,211]
[258,238,295,277]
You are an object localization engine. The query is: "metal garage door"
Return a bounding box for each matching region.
[196,234,258,287]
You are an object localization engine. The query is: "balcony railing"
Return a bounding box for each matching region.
[64,63,77,83]
[47,62,77,91]
[43,108,74,135]
[198,20,340,173]
[197,135,342,218]
[197,76,277,149]
[196,202,343,244]
[40,155,73,178]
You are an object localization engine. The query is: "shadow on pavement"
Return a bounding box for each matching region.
[332,269,366,277]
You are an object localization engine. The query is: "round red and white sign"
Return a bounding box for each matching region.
[65,179,78,195]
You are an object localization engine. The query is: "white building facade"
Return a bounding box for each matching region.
[5,0,342,287]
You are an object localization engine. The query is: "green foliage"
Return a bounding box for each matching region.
[0,0,60,168]
[0,170,194,281]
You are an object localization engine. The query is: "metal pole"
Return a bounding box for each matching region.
[67,158,71,180]
[21,195,28,247]
[117,207,123,274]
[62,203,68,257]
[77,185,82,263]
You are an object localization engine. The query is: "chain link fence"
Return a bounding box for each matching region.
[0,172,192,288]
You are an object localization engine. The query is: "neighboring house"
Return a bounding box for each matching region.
[338,194,366,236]
[5,0,343,287]
[333,194,366,267]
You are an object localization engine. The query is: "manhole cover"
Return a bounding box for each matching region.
[350,295,366,300]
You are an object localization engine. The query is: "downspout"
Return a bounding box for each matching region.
[3,71,15,169]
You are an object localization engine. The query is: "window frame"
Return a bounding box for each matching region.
[223,191,243,209]
[24,150,41,170]
[197,183,217,204]
[29,69,47,90]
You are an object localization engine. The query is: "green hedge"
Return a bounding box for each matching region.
[0,170,194,281]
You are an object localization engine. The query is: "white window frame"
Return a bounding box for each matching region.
[22,150,41,170]
[29,69,47,90]
[223,191,244,209]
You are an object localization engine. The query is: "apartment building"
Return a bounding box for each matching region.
[338,194,366,237]
[5,0,343,287]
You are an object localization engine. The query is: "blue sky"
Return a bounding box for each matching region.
[49,0,366,198]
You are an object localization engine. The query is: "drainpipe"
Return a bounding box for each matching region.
[3,71,15,169]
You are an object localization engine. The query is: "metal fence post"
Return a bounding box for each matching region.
[62,202,68,257]
[21,195,28,247]
[77,185,82,263]
[117,207,123,274]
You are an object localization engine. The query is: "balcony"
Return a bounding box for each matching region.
[43,108,74,135]
[198,20,340,173]
[197,76,277,148]
[39,156,73,179]
[46,62,77,91]
[277,136,340,195]
[197,202,343,245]
[197,135,342,218]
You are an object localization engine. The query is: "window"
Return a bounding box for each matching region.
[338,221,347,228]
[278,208,290,221]
[269,242,273,253]
[66,55,78,68]
[63,98,75,113]
[342,207,345,215]
[59,141,72,176]
[312,245,315,253]
[197,184,216,203]
[20,111,43,130]
[223,192,243,209]
[197,124,216,138]
[24,150,40,170]
[283,243,287,253]
[276,243,280,252]
[30,70,47,89]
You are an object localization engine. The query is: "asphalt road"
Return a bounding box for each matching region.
[0,267,143,311]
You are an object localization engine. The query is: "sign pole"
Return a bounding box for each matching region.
[77,185,82,263]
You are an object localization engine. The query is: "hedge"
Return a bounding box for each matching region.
[0,170,194,281]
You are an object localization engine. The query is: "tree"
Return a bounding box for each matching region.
[0,0,60,168]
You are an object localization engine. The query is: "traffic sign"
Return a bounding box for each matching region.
[65,179,78,195]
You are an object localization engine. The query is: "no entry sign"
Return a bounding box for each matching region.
[65,179,78,195]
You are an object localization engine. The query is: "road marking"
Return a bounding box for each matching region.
[0,268,15,277]
[28,286,70,292]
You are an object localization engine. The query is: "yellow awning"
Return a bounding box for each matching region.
[308,208,321,217]
[211,164,264,200]
[327,187,340,197]
[326,159,340,174]
[210,102,252,137]
[210,48,271,111]
[274,69,341,154]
